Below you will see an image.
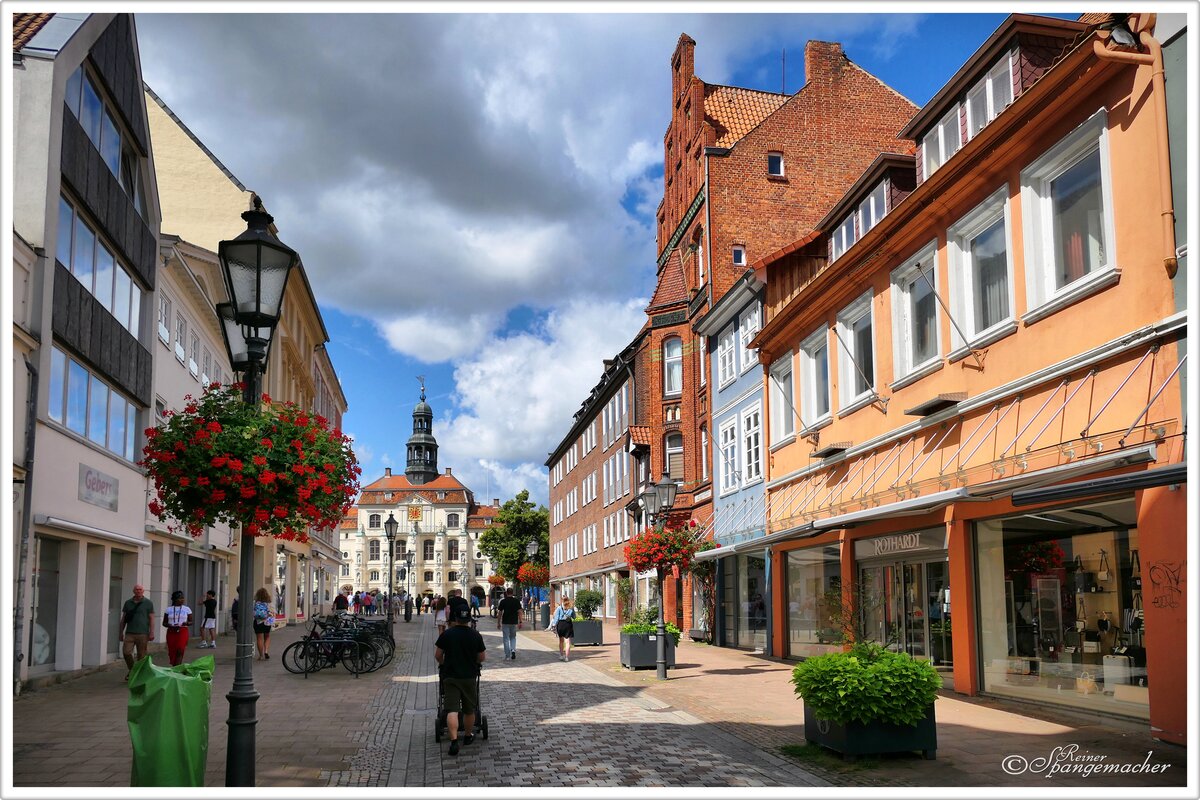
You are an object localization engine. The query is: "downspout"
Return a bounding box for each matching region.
[1091,21,1178,278]
[704,151,714,309]
[14,355,39,697]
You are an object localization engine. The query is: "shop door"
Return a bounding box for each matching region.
[859,558,950,665]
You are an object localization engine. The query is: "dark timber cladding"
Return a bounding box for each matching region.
[86,14,149,155]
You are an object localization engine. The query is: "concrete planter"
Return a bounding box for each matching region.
[572,619,603,646]
[620,632,675,669]
[803,703,937,760]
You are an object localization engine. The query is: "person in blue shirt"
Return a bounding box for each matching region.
[547,597,576,662]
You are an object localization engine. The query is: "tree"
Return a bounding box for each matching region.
[477,489,548,581]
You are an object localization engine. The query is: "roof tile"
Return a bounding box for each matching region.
[647,251,689,310]
[12,13,53,51]
[704,85,790,148]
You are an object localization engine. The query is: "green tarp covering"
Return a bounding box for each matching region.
[127,655,214,786]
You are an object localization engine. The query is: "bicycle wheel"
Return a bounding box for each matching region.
[301,640,328,673]
[282,641,308,674]
[340,641,365,675]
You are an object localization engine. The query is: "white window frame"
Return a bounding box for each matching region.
[858,182,888,236]
[966,52,1014,141]
[700,426,708,482]
[741,403,763,486]
[732,245,746,267]
[768,353,795,443]
[799,328,832,428]
[1020,109,1118,324]
[947,186,1016,352]
[698,335,706,387]
[890,242,942,380]
[663,337,683,396]
[922,106,962,178]
[665,433,684,483]
[716,327,736,388]
[157,294,172,345]
[830,213,855,262]
[835,290,876,411]
[767,151,784,177]
[738,305,760,376]
[718,417,739,496]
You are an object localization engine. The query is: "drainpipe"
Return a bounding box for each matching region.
[1091,20,1178,278]
[14,355,39,697]
[704,150,714,309]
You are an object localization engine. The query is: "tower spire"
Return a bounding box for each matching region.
[405,386,439,485]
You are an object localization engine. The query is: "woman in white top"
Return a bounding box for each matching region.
[434,596,448,637]
[163,590,193,666]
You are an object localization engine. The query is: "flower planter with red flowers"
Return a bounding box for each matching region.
[141,384,361,541]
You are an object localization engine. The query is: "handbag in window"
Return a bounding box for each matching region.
[1072,555,1096,593]
[1127,549,1142,590]
[1097,550,1111,582]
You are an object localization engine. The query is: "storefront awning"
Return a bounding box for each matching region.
[966,444,1157,500]
[38,515,151,548]
[812,488,971,531]
[1011,459,1184,507]
[693,522,819,561]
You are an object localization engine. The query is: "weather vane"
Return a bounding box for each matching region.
[417,375,426,402]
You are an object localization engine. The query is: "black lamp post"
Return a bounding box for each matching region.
[383,513,398,626]
[404,551,415,619]
[640,470,678,680]
[217,196,299,787]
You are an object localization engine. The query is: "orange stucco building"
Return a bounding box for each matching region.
[742,13,1187,743]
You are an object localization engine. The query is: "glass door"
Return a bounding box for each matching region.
[859,563,900,648]
[902,562,927,658]
[925,560,952,666]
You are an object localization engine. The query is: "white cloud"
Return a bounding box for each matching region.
[379,312,502,363]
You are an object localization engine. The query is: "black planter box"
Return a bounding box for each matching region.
[572,619,603,646]
[803,703,937,760]
[620,632,676,669]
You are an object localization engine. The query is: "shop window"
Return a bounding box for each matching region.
[784,545,843,658]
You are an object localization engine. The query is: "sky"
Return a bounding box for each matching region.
[133,5,1079,509]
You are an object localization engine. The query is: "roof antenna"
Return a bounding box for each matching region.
[782,48,786,94]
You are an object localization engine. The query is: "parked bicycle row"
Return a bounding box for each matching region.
[281,612,396,677]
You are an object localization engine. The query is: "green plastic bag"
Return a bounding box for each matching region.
[127,654,215,786]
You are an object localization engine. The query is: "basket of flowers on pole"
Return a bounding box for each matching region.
[620,519,701,672]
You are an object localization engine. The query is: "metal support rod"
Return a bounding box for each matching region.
[830,325,886,413]
[1081,345,1158,438]
[957,399,1019,473]
[1119,353,1186,446]
[226,354,263,787]
[1025,371,1096,452]
[1000,380,1067,457]
[855,439,902,501]
[933,405,1000,482]
[862,435,914,497]
[904,417,962,483]
[913,260,985,370]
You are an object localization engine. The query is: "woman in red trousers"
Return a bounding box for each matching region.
[163,590,193,666]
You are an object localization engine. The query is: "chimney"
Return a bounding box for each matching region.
[493,499,500,507]
[445,467,452,476]
[804,40,845,86]
[385,467,391,477]
[671,33,697,102]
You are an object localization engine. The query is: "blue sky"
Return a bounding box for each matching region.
[136,9,1081,508]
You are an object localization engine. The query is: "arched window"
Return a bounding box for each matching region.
[665,433,684,481]
[448,539,460,561]
[368,513,381,528]
[424,571,434,582]
[447,513,460,528]
[369,540,380,560]
[423,540,434,561]
[663,337,683,395]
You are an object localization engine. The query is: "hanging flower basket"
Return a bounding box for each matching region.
[623,519,701,574]
[517,563,549,586]
[141,383,361,541]
[487,574,506,587]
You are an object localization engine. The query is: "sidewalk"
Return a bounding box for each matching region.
[520,623,1186,788]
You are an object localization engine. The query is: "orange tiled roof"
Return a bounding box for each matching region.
[628,425,652,447]
[13,13,53,51]
[1076,12,1116,26]
[361,472,468,492]
[340,516,358,530]
[704,85,790,148]
[647,250,689,310]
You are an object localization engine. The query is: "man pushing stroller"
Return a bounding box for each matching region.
[434,605,486,755]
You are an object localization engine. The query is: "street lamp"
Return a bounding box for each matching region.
[383,513,398,626]
[217,196,299,788]
[640,470,678,680]
[404,551,415,620]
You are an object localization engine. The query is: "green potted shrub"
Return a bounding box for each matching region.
[791,641,941,760]
[619,607,680,669]
[572,589,604,645]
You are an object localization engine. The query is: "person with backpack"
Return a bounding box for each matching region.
[253,587,274,660]
[434,604,486,756]
[547,596,576,662]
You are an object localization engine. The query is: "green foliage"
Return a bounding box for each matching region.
[790,642,941,727]
[476,490,548,581]
[615,578,634,623]
[573,589,604,620]
[628,606,659,626]
[619,621,681,646]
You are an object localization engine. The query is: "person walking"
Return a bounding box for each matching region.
[333,590,350,613]
[352,591,361,614]
[497,588,523,660]
[434,605,486,756]
[469,592,481,619]
[199,589,218,649]
[404,592,414,622]
[547,597,576,662]
[163,591,193,666]
[118,583,155,681]
[253,587,274,660]
[230,586,240,633]
[433,596,448,638]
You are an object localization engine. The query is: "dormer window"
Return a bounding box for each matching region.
[767,152,784,177]
[830,214,856,262]
[966,53,1014,140]
[922,108,962,177]
[858,182,887,236]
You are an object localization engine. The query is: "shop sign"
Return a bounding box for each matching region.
[855,529,945,560]
[79,464,118,511]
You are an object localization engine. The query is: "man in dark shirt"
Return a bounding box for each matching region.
[333,591,350,612]
[200,589,218,649]
[496,588,523,660]
[434,605,486,756]
[447,589,469,620]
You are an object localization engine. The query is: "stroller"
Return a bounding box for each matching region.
[434,666,489,742]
